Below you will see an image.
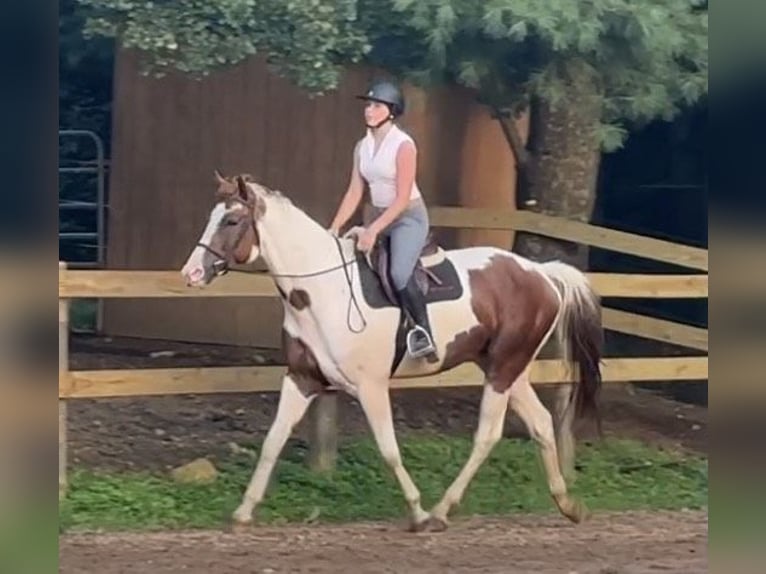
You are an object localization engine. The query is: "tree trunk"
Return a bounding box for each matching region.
[513,64,604,268]
[509,64,605,480]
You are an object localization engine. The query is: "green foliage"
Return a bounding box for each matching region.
[60,0,114,146]
[78,0,707,150]
[69,299,98,331]
[78,0,370,94]
[361,0,708,151]
[60,435,708,532]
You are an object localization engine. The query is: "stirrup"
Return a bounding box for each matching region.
[406,325,437,358]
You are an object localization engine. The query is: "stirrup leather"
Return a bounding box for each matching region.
[406,325,436,358]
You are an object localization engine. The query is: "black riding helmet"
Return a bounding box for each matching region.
[356,80,405,118]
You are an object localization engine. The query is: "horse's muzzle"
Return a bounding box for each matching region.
[212,259,229,276]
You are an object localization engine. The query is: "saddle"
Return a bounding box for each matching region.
[354,231,464,376]
[366,232,462,307]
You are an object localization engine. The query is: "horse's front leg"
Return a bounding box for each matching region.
[232,374,317,525]
[357,379,431,531]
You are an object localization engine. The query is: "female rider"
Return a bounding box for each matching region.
[329,80,437,359]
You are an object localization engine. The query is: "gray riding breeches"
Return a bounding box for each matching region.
[364,198,429,291]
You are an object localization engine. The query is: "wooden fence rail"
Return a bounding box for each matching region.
[59,268,709,352]
[59,269,708,299]
[62,357,709,400]
[58,207,708,495]
[429,207,709,271]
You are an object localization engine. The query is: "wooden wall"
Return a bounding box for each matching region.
[103,49,524,347]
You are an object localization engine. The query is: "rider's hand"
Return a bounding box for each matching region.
[356,227,378,253]
[342,225,364,240]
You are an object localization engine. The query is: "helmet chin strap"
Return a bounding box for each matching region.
[366,113,394,130]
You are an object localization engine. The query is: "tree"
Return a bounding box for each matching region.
[356,0,708,263]
[77,0,370,93]
[78,0,707,265]
[61,0,115,154]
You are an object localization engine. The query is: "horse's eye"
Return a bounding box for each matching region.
[224,218,238,226]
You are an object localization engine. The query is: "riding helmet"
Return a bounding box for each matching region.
[356,80,405,117]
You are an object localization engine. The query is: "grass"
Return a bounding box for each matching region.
[59,435,707,533]
[1,504,60,574]
[69,299,98,331]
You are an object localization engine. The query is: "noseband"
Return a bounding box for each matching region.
[196,241,231,276]
[197,206,258,277]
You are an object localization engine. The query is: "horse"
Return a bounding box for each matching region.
[180,171,604,532]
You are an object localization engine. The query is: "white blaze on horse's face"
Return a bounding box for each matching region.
[181,202,227,287]
[181,200,261,287]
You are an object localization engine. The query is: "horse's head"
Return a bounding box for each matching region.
[181,170,266,287]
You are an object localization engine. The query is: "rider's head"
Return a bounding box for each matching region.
[356,80,405,129]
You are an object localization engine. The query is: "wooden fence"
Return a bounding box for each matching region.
[58,207,708,495]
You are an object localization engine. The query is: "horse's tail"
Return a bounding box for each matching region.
[539,261,604,431]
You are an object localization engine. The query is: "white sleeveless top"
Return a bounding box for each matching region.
[357,124,422,208]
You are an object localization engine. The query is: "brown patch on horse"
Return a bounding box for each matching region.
[440,324,490,372]
[282,329,330,397]
[232,223,257,263]
[442,255,559,391]
[207,172,268,265]
[288,289,311,310]
[213,171,267,217]
[210,205,260,265]
[235,175,267,220]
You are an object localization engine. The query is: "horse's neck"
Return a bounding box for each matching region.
[257,202,354,290]
[257,202,362,361]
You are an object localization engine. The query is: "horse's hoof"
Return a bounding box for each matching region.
[570,500,591,524]
[230,510,254,533]
[554,495,590,524]
[408,517,431,533]
[424,516,449,532]
[229,519,254,534]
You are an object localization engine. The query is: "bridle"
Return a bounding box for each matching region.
[196,208,368,333]
[195,194,260,277]
[195,215,258,278]
[195,241,230,277]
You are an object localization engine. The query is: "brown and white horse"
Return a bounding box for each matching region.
[181,172,603,532]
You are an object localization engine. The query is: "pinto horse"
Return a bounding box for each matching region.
[181,172,603,532]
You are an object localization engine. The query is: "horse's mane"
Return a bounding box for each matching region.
[217,172,292,205]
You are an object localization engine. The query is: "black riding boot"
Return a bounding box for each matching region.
[397,278,438,360]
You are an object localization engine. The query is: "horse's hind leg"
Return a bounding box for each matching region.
[552,382,577,482]
[428,377,512,530]
[509,375,588,524]
[232,374,316,525]
[357,380,431,531]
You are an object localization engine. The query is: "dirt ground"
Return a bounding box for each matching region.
[67,334,707,473]
[60,510,708,574]
[62,334,708,573]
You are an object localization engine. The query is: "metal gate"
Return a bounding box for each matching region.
[59,129,108,330]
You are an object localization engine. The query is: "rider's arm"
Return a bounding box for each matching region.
[329,141,365,234]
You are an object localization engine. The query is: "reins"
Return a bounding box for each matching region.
[267,235,368,334]
[201,231,369,334]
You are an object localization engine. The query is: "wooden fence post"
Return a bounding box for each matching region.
[307,390,338,472]
[59,262,69,499]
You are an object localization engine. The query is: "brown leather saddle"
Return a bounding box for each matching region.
[361,232,463,309]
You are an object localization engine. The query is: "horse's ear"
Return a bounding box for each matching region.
[214,169,226,184]
[236,176,251,204]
